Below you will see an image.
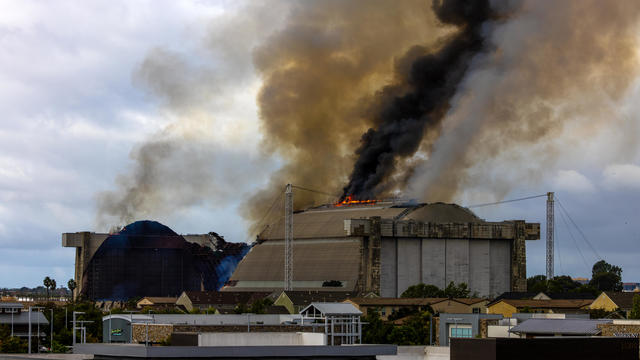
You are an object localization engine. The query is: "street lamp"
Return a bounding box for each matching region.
[50,308,54,351]
[72,311,85,347]
[28,306,44,354]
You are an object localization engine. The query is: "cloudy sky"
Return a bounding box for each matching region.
[1,0,640,288]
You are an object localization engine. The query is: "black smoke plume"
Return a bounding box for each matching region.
[342,0,496,200]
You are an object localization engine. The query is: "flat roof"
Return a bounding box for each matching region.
[74,344,397,358]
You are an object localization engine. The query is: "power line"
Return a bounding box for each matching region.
[556,197,602,262]
[557,204,590,272]
[466,194,547,208]
[290,185,338,199]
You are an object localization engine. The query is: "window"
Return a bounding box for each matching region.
[472,308,481,314]
[449,324,472,338]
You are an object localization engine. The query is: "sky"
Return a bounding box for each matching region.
[1,0,640,288]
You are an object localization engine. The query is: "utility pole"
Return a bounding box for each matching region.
[546,192,555,280]
[284,184,293,291]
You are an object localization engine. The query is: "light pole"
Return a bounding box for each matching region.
[72,311,85,347]
[11,308,14,337]
[109,310,112,343]
[28,306,44,354]
[50,308,53,351]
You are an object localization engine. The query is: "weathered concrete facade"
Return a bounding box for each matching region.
[347,218,539,297]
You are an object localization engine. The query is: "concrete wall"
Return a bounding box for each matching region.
[380,238,511,297]
[377,346,450,360]
[197,332,326,346]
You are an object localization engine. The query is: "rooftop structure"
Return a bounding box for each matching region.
[509,318,612,337]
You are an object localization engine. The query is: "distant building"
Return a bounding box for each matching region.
[176,291,272,313]
[508,318,611,338]
[437,313,503,346]
[272,291,357,314]
[487,299,593,317]
[344,297,443,320]
[0,303,49,340]
[573,277,590,285]
[590,291,640,317]
[622,282,640,292]
[136,297,178,310]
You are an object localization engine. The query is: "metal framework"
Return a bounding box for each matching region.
[546,192,554,280]
[284,184,293,291]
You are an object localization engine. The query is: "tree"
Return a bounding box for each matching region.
[629,294,640,320]
[589,260,623,292]
[443,282,471,298]
[50,279,57,298]
[527,275,548,293]
[43,277,52,300]
[401,284,443,298]
[67,279,77,302]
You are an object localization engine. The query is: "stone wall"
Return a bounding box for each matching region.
[598,323,640,337]
[132,323,173,343]
[172,324,318,333]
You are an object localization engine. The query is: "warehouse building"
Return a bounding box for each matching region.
[226,202,540,297]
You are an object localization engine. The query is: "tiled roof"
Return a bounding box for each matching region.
[509,318,611,335]
[301,302,362,316]
[284,291,356,306]
[184,291,272,305]
[495,299,593,309]
[604,292,640,309]
[346,297,446,306]
[139,297,177,304]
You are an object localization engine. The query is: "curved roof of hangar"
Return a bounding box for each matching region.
[258,202,482,240]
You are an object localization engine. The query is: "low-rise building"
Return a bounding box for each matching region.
[436,313,503,346]
[622,283,640,292]
[431,298,488,314]
[344,297,443,320]
[0,303,49,339]
[487,299,592,317]
[590,291,640,318]
[508,318,612,338]
[272,291,356,314]
[136,297,179,310]
[176,291,272,313]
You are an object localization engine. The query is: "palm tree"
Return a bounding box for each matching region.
[68,279,77,302]
[43,276,52,300]
[50,279,57,299]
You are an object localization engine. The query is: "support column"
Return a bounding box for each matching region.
[510,221,527,292]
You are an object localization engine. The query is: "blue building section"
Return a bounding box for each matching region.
[82,220,249,300]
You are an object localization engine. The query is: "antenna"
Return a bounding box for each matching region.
[284,184,293,290]
[546,192,554,280]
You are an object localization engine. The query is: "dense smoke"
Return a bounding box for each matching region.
[341,0,498,200]
[96,0,640,235]
[407,0,640,203]
[95,5,288,230]
[243,0,446,223]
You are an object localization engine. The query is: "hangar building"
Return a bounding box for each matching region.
[226,202,540,297]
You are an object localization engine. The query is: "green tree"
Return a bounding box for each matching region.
[527,275,548,293]
[401,284,443,298]
[43,276,52,300]
[629,294,640,319]
[1,336,28,353]
[589,260,623,292]
[50,279,57,299]
[67,279,77,301]
[443,282,471,298]
[361,310,394,344]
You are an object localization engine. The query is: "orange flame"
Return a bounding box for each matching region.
[335,195,377,207]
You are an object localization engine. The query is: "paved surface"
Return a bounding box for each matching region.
[0,354,92,360]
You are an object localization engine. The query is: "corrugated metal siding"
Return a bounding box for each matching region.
[230,238,361,284]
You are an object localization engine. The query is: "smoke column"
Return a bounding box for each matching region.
[342,0,497,200]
